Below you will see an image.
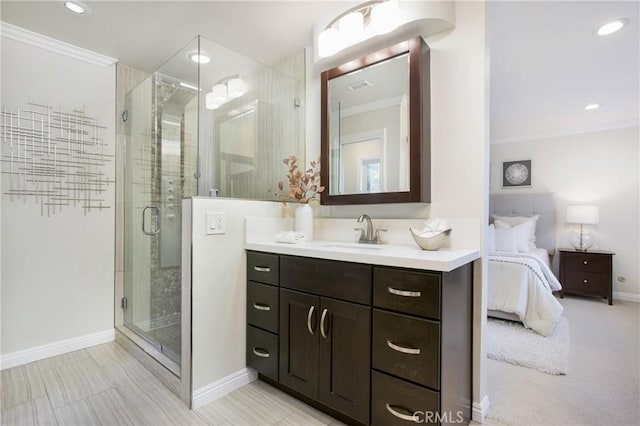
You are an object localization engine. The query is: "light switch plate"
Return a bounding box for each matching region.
[206,211,226,235]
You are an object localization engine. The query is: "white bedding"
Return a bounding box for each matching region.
[488,251,563,336]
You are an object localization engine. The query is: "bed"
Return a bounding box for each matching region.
[488,193,564,336]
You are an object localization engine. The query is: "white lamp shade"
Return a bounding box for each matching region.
[370,0,400,35]
[338,11,364,45]
[210,84,227,103]
[227,78,246,98]
[566,205,599,224]
[318,28,341,58]
[205,92,221,110]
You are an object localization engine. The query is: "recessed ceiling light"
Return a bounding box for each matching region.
[63,1,89,15]
[188,53,210,64]
[597,19,626,36]
[585,103,600,110]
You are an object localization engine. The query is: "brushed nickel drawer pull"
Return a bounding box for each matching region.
[387,340,421,355]
[583,260,588,265]
[320,308,329,339]
[385,404,417,422]
[583,279,588,284]
[253,303,271,311]
[252,348,270,358]
[307,305,316,335]
[387,287,421,298]
[253,266,271,272]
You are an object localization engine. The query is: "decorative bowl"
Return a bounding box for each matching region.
[409,228,451,251]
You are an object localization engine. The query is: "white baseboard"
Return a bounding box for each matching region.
[472,394,491,423]
[192,368,258,409]
[613,292,640,303]
[0,329,115,370]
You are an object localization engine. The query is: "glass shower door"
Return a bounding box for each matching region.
[122,40,199,374]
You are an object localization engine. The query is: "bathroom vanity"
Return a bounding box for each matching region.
[244,242,478,426]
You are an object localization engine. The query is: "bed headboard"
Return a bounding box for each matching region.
[489,193,556,255]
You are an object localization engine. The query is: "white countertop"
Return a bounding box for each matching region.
[245,240,480,272]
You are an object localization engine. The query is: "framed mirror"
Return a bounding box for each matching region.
[320,36,430,205]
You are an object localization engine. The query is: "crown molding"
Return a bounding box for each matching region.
[491,120,640,145]
[0,21,117,67]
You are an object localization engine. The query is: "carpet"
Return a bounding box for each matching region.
[486,316,569,375]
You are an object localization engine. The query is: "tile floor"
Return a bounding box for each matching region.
[1,341,343,426]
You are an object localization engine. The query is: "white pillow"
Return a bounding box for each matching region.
[494,220,531,253]
[488,224,496,252]
[494,227,518,252]
[492,214,539,250]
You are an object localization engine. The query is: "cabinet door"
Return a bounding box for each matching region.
[279,289,319,399]
[318,297,371,425]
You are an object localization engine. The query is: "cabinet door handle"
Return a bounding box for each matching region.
[387,287,421,298]
[583,279,588,284]
[253,266,271,272]
[252,348,270,358]
[583,260,588,265]
[253,303,271,311]
[307,305,315,335]
[320,308,329,339]
[385,404,417,422]
[387,340,421,355]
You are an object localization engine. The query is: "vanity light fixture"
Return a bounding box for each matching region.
[205,76,247,110]
[317,0,401,58]
[63,1,90,15]
[584,103,600,110]
[597,19,626,36]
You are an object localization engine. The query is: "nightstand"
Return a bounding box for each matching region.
[559,249,615,305]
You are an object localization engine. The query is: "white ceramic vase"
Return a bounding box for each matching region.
[295,203,314,241]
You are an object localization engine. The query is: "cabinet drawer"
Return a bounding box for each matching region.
[280,256,371,305]
[563,271,609,296]
[374,267,440,319]
[371,370,439,426]
[562,252,609,273]
[246,326,278,381]
[373,309,440,390]
[247,252,279,285]
[247,281,279,333]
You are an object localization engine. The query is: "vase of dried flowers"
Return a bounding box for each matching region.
[275,155,325,241]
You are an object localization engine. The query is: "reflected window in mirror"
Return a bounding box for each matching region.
[320,37,430,205]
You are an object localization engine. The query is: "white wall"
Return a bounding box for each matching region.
[1,36,116,357]
[190,198,283,391]
[491,126,640,298]
[306,0,490,417]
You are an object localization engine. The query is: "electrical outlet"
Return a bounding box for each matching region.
[206,211,226,235]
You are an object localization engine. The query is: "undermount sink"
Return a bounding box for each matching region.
[323,243,384,251]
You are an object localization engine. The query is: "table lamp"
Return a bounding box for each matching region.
[566,205,599,251]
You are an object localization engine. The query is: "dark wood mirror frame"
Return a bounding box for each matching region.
[320,36,430,205]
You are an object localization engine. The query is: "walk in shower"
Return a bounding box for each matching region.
[119,35,301,401]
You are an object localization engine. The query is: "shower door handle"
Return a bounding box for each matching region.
[142,206,160,235]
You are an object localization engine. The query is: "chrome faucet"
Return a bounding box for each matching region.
[355,214,387,244]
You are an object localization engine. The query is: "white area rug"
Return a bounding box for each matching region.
[486,316,569,375]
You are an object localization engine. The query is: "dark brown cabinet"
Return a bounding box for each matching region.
[559,249,614,305]
[279,278,371,424]
[246,251,472,426]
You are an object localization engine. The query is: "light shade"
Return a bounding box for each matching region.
[210,84,227,103]
[338,11,364,45]
[318,28,341,58]
[566,205,599,224]
[370,0,400,35]
[205,92,220,110]
[227,78,246,98]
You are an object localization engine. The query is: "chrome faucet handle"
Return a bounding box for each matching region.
[374,229,388,243]
[354,228,366,242]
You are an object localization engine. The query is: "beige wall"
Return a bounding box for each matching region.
[1,36,116,356]
[491,126,640,299]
